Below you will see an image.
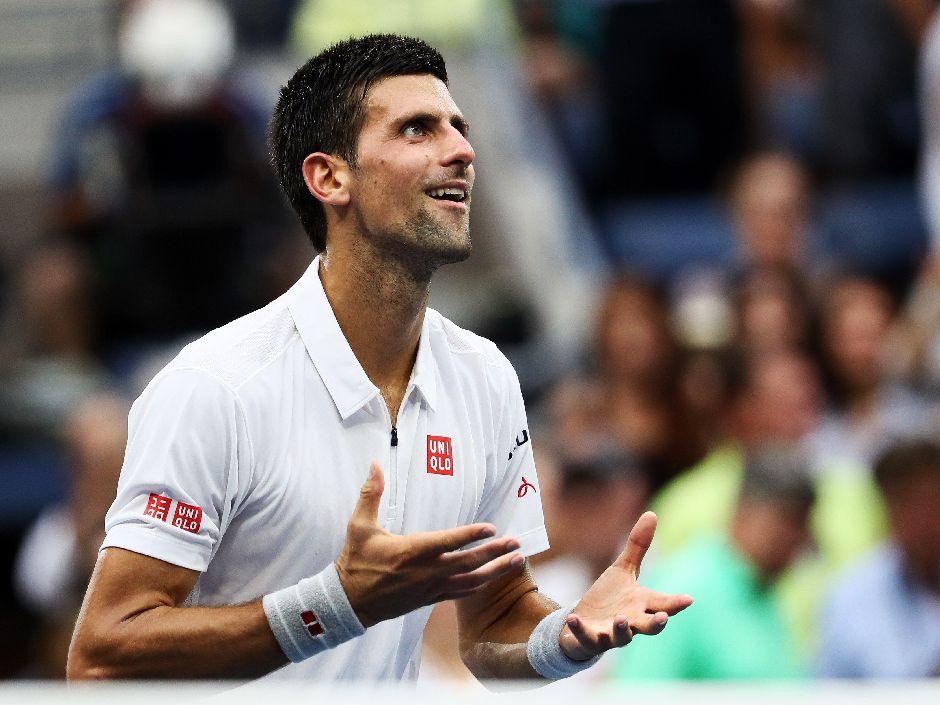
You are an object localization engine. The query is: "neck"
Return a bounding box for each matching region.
[319,241,430,417]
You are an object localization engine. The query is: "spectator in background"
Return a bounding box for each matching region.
[14,392,128,677]
[808,273,938,470]
[728,151,815,275]
[48,0,298,362]
[594,276,704,491]
[818,440,940,678]
[0,243,109,440]
[733,265,817,358]
[530,436,650,608]
[653,348,823,553]
[612,446,814,680]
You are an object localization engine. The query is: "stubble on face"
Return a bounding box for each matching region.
[346,74,476,283]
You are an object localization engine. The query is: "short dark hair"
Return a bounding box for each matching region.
[874,439,940,496]
[739,444,815,508]
[269,34,448,252]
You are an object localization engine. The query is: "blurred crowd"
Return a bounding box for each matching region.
[2,0,940,683]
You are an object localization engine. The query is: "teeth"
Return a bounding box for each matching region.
[428,187,466,200]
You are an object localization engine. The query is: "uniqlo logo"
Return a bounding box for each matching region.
[144,494,171,522]
[172,501,203,534]
[427,435,454,476]
[301,610,324,638]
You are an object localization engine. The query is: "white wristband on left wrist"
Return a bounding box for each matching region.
[526,605,602,680]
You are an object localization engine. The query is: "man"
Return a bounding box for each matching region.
[613,445,814,680]
[818,440,940,678]
[67,34,692,683]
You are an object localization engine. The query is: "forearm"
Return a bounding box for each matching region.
[68,600,286,680]
[459,580,559,681]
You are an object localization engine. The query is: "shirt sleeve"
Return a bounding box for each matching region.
[101,367,250,571]
[473,358,549,558]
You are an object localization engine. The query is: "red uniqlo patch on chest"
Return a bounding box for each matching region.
[427,435,454,476]
[144,493,172,522]
[172,501,203,534]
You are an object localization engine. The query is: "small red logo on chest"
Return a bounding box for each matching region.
[518,477,537,497]
[427,435,454,476]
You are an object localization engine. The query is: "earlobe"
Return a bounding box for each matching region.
[302,153,351,206]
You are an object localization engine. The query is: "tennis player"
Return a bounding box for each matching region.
[67,34,692,683]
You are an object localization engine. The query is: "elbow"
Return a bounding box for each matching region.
[67,627,125,681]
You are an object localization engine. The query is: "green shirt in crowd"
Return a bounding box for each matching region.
[611,534,806,681]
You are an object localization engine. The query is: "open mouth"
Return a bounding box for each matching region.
[426,186,467,204]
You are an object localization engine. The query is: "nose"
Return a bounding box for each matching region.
[442,124,475,167]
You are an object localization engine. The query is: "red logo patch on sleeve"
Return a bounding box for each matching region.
[144,493,172,522]
[172,501,203,534]
[301,610,324,638]
[427,435,454,476]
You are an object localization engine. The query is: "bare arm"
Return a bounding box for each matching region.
[69,463,522,680]
[456,512,694,685]
[456,562,556,681]
[67,547,286,680]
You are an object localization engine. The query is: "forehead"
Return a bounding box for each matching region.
[361,73,461,125]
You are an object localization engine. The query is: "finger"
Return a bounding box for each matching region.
[644,591,695,616]
[566,613,618,653]
[613,511,657,576]
[440,536,520,573]
[612,615,633,646]
[407,522,497,558]
[630,611,669,636]
[350,462,385,525]
[443,551,525,592]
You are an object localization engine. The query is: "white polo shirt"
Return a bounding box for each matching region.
[102,257,549,682]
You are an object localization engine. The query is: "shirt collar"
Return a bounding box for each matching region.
[287,256,437,419]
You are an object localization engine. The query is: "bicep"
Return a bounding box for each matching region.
[82,547,200,619]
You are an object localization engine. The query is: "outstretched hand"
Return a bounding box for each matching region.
[559,511,693,661]
[335,462,525,628]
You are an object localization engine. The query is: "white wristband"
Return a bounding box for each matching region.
[526,605,602,680]
[263,563,365,662]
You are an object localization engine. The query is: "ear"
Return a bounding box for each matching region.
[301,152,351,206]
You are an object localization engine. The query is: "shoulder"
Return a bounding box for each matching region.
[425,308,519,390]
[425,309,522,409]
[155,295,300,394]
[825,544,897,606]
[425,308,510,370]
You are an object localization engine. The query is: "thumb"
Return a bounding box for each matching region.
[352,461,385,525]
[614,510,657,577]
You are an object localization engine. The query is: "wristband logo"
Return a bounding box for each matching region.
[301,610,324,638]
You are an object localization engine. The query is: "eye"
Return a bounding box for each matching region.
[403,122,426,138]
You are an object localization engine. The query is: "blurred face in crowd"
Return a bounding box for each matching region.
[596,281,673,384]
[883,466,940,588]
[736,267,812,355]
[823,278,893,395]
[538,447,648,575]
[733,497,812,581]
[740,351,823,444]
[732,153,810,269]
